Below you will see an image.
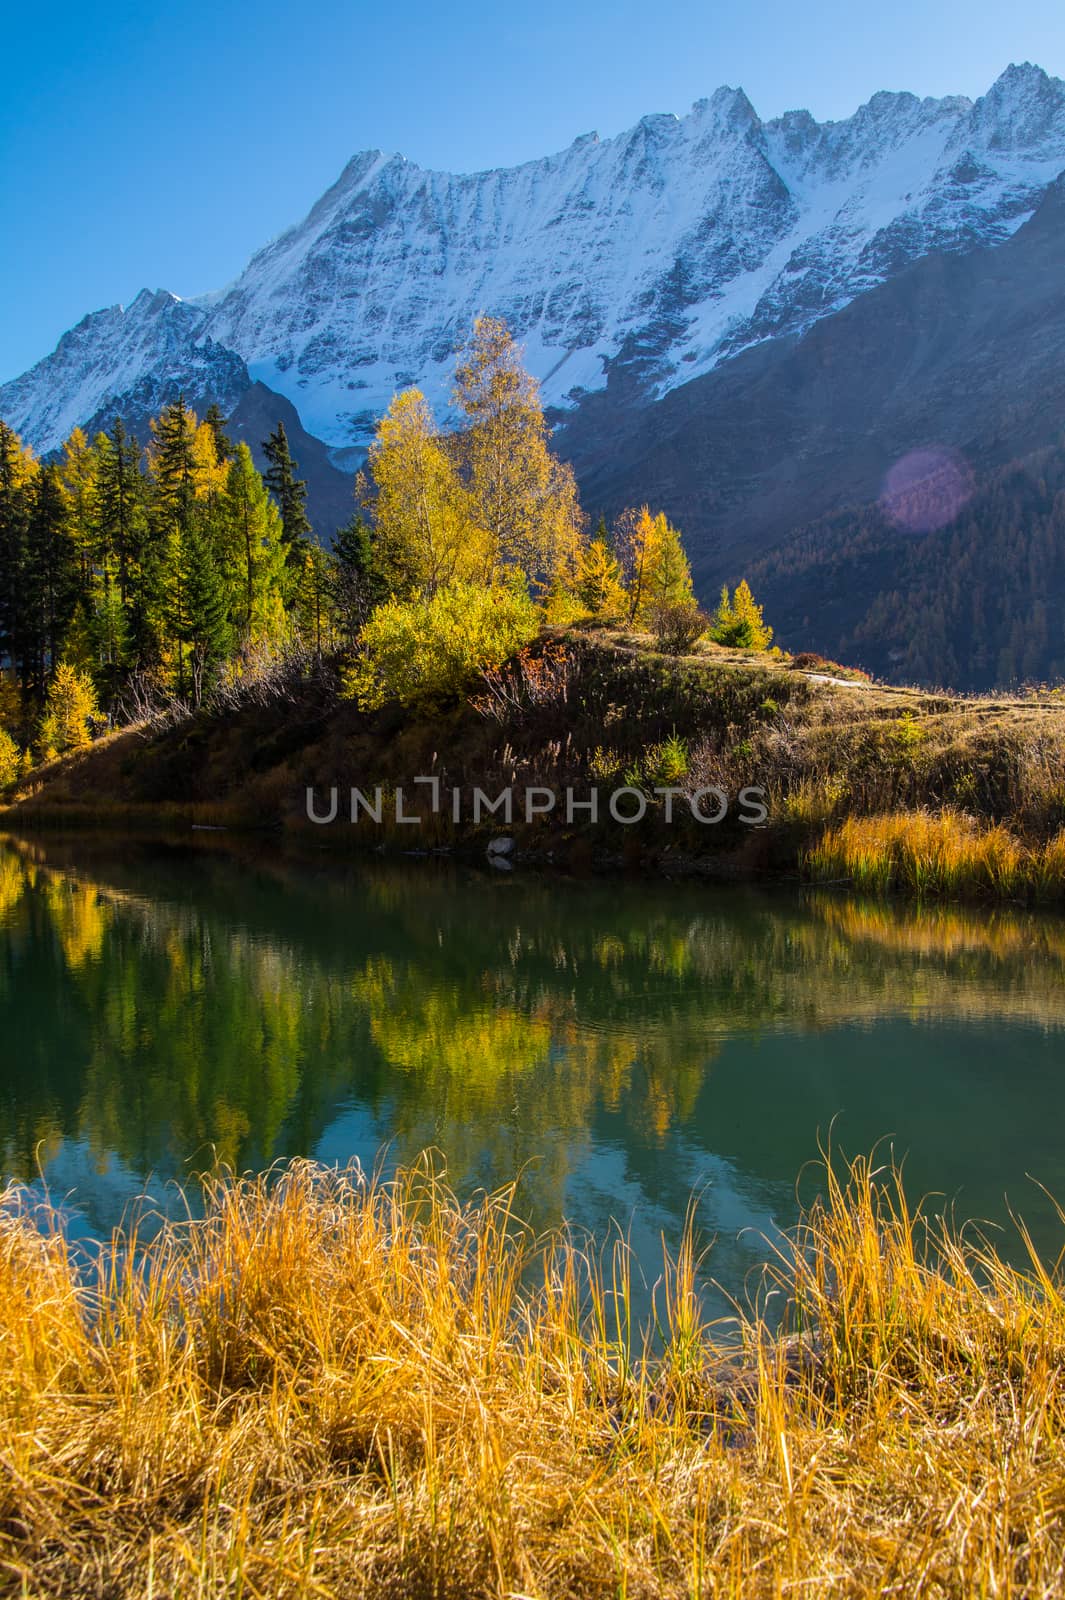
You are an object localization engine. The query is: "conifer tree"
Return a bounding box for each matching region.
[204,403,234,465]
[642,514,694,616]
[59,427,99,591]
[616,507,694,623]
[149,398,197,529]
[174,521,232,704]
[262,422,312,567]
[575,534,627,619]
[0,422,34,712]
[96,417,143,606]
[221,443,286,639]
[37,661,99,757]
[24,464,79,704]
[0,727,17,787]
[331,514,388,642]
[710,580,773,650]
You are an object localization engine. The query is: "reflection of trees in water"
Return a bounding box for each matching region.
[2,839,1065,1221]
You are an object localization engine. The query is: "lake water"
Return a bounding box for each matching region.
[2,832,1064,1313]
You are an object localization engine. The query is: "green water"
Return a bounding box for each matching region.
[3,832,1065,1310]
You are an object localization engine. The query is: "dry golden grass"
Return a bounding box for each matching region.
[805,810,1065,901]
[1,1153,1064,1597]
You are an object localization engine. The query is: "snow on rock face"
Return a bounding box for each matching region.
[4,64,1065,458]
[1,290,249,455]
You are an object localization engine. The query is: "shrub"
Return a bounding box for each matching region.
[650,601,707,655]
[346,581,540,711]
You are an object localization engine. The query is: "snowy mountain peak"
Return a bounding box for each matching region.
[4,65,1065,461]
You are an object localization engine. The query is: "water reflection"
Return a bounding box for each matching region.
[2,833,1065,1302]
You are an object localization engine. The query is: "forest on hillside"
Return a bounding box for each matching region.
[751,441,1065,691]
[0,320,762,783]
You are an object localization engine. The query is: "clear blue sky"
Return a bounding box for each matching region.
[2,0,1063,383]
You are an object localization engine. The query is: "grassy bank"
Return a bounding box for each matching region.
[1,1154,1064,1597]
[5,627,1065,901]
[805,810,1065,904]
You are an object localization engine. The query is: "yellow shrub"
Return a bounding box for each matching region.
[346,581,540,711]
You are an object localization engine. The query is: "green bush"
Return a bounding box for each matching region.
[346,581,540,711]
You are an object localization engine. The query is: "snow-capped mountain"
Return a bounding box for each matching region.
[4,62,1065,463]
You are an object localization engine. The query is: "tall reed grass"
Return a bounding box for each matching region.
[1,1153,1063,1596]
[805,809,1065,902]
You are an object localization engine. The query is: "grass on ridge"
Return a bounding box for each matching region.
[1,1152,1064,1596]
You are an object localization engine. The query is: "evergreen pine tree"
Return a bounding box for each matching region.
[0,422,33,712]
[204,403,234,466]
[149,397,197,528]
[221,444,286,639]
[24,464,80,705]
[174,521,233,704]
[96,418,143,607]
[262,422,312,570]
[331,514,388,641]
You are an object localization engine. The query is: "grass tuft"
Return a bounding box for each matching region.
[804,809,1065,902]
[1,1152,1064,1595]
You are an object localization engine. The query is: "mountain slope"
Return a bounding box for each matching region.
[559,168,1065,587]
[747,435,1065,689]
[4,63,1065,467]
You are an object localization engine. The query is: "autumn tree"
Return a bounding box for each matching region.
[38,661,99,757]
[614,507,694,623]
[59,427,99,590]
[575,534,627,619]
[363,388,482,594]
[452,317,583,585]
[710,580,773,650]
[0,727,17,787]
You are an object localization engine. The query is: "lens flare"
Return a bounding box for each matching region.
[880,447,974,534]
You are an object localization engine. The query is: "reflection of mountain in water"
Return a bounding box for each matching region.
[3,835,1065,1290]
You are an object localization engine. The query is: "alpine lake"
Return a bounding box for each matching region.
[2,831,1064,1319]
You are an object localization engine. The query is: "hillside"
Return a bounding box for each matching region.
[8,629,1065,902]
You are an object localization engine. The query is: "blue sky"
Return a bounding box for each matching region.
[2,0,1063,383]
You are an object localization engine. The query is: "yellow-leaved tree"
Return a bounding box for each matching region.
[574,534,628,620]
[614,506,694,623]
[452,317,583,587]
[362,389,486,594]
[60,426,99,587]
[709,580,774,650]
[0,728,18,788]
[37,662,100,759]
